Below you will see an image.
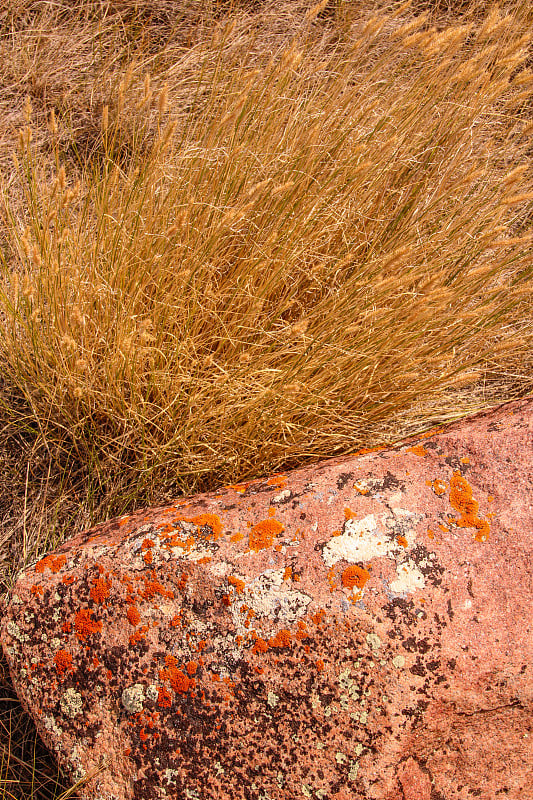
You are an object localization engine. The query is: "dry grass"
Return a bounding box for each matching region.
[0,0,531,796]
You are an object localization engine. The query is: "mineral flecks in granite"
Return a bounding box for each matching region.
[2,397,532,800]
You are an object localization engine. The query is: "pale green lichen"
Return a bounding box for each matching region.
[349,760,360,780]
[267,691,279,708]
[392,654,406,668]
[145,684,159,702]
[60,688,83,718]
[366,632,382,652]
[6,620,28,643]
[43,715,62,737]
[121,683,145,713]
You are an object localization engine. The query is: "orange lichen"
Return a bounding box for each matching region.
[157,687,172,708]
[269,629,292,648]
[427,478,447,496]
[267,474,288,488]
[252,638,269,655]
[311,609,326,626]
[420,426,444,439]
[397,535,408,547]
[127,605,141,626]
[249,518,284,552]
[129,625,149,646]
[62,575,75,585]
[230,532,244,542]
[283,566,292,580]
[35,554,66,574]
[460,456,470,464]
[344,507,357,520]
[141,538,155,550]
[449,472,490,542]
[228,575,245,593]
[341,565,370,591]
[316,658,325,671]
[30,584,44,596]
[160,657,192,694]
[173,513,223,539]
[143,551,153,565]
[186,661,198,676]
[161,533,195,552]
[141,572,174,600]
[90,577,111,604]
[54,650,73,678]
[407,445,427,457]
[226,480,251,494]
[74,608,102,641]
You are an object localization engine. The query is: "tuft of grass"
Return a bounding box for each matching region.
[0,0,531,796]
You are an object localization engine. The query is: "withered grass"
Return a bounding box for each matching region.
[0,0,531,796]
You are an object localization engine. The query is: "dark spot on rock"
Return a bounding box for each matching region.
[444,454,464,471]
[336,472,354,490]
[410,659,426,677]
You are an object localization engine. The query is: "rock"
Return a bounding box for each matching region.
[2,397,532,800]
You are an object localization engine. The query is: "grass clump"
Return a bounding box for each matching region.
[0,0,531,796]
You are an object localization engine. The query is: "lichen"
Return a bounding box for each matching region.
[121,684,146,714]
[60,688,83,718]
[389,559,425,594]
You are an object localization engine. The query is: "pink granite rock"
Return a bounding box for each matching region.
[2,397,532,800]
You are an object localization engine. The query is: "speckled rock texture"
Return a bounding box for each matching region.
[2,397,532,800]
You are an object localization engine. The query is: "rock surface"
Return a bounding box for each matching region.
[1,397,533,800]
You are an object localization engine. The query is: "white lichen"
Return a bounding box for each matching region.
[389,559,425,594]
[233,569,311,631]
[322,515,390,567]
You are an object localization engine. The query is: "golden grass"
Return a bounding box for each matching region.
[0,0,532,796]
